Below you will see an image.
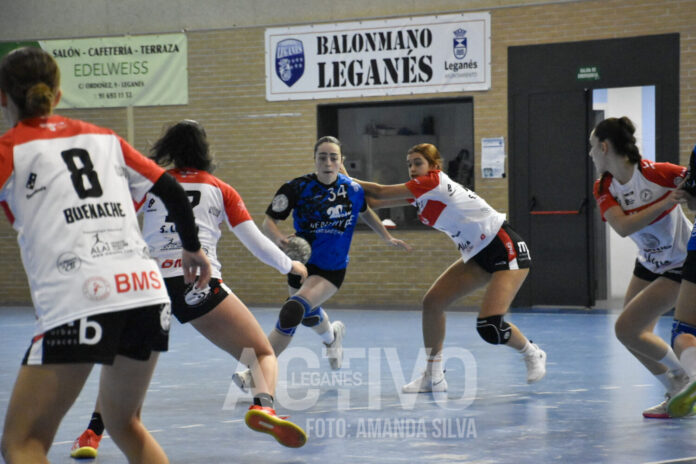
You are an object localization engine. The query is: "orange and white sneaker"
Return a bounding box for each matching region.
[70,429,102,459]
[244,405,307,448]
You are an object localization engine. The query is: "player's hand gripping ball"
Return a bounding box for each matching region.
[284,236,311,264]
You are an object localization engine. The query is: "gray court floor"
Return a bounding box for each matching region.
[1,305,695,464]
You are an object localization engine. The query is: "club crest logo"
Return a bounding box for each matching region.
[453,28,467,60]
[275,38,305,87]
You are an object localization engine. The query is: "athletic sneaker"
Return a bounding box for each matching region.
[70,429,102,459]
[244,405,307,448]
[643,371,690,419]
[232,368,253,393]
[402,371,448,393]
[668,379,696,418]
[324,321,345,370]
[524,344,547,384]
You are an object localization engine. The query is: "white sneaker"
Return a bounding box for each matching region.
[524,344,546,384]
[643,396,671,419]
[324,321,345,370]
[232,369,253,393]
[402,371,448,393]
[643,372,690,419]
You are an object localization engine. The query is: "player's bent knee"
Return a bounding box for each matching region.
[278,299,306,331]
[301,307,325,327]
[476,315,511,345]
[671,319,696,348]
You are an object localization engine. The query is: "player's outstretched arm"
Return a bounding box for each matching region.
[359,207,413,251]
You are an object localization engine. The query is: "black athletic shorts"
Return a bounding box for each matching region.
[472,222,532,273]
[287,263,346,290]
[680,250,696,284]
[22,304,170,366]
[165,276,232,324]
[633,259,682,283]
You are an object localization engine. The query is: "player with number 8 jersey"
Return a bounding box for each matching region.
[0,46,210,463]
[0,115,172,334]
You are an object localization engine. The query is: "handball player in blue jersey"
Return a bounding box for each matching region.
[233,136,410,390]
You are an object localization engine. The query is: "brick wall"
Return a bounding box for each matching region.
[0,0,694,309]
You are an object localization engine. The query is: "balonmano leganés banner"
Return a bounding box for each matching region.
[265,12,490,101]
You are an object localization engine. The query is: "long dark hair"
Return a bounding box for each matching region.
[150,120,215,172]
[594,116,641,193]
[0,47,60,119]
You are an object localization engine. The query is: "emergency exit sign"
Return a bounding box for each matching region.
[577,66,600,81]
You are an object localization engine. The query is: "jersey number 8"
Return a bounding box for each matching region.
[61,148,103,199]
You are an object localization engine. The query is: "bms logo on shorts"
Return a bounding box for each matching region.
[275,38,305,87]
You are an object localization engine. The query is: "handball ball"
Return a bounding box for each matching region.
[284,236,311,264]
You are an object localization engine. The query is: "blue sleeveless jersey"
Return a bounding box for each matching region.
[266,173,366,270]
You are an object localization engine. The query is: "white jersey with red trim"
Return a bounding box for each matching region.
[140,168,253,279]
[0,115,170,335]
[405,170,506,262]
[593,160,690,273]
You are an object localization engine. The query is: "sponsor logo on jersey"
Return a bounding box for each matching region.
[91,233,111,256]
[26,173,37,189]
[640,189,654,202]
[272,194,289,212]
[26,186,47,199]
[63,202,127,224]
[209,206,221,217]
[114,165,128,177]
[457,240,474,252]
[82,276,111,301]
[89,233,131,258]
[114,270,163,293]
[160,238,182,251]
[639,232,661,249]
[57,252,81,274]
[160,258,182,269]
[327,204,350,219]
[25,172,47,199]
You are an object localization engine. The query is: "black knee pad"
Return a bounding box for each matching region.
[476,315,511,345]
[278,299,305,330]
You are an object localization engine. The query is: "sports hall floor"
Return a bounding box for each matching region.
[1,305,695,464]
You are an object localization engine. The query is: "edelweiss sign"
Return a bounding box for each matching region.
[265,12,490,101]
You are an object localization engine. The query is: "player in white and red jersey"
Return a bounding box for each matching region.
[0,47,210,463]
[344,143,546,393]
[590,117,691,418]
[72,120,309,452]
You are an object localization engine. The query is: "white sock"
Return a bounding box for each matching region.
[427,355,444,378]
[655,371,674,391]
[659,348,684,373]
[518,340,535,356]
[320,326,335,345]
[680,346,696,379]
